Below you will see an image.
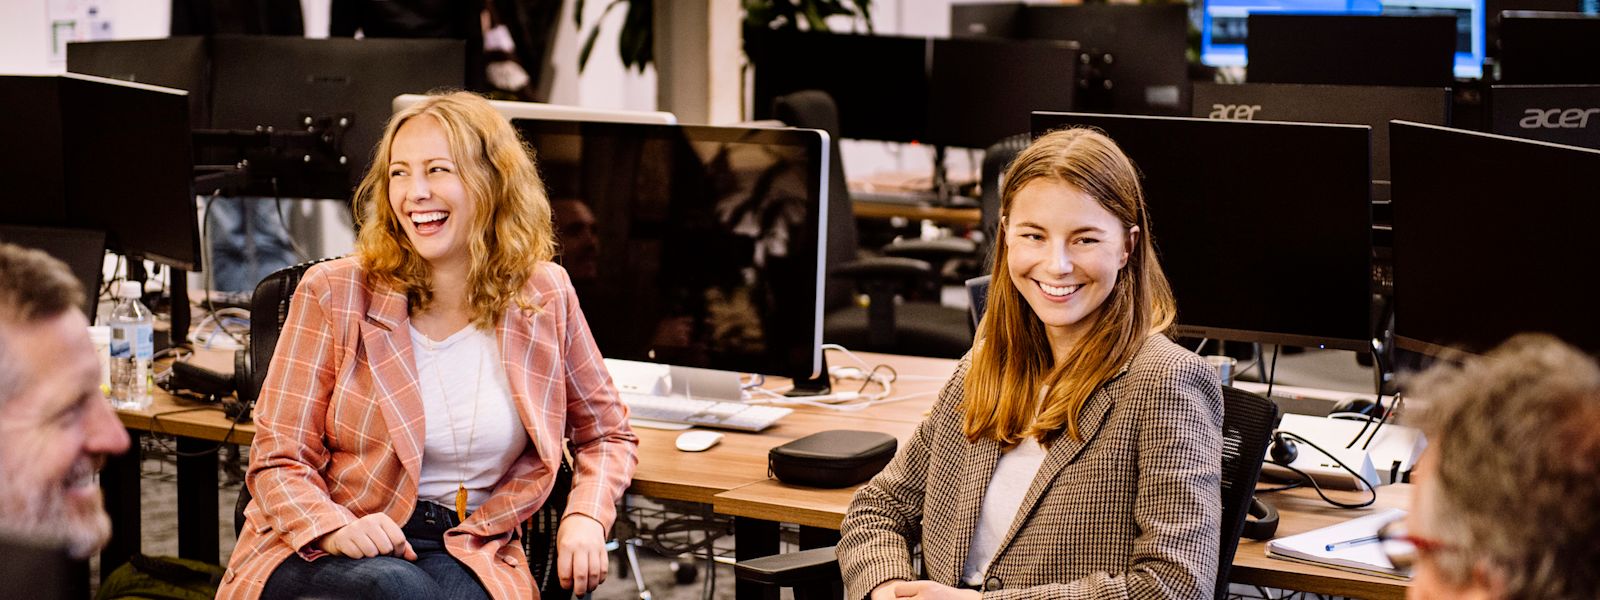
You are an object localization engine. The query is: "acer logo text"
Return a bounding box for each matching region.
[1519,108,1600,129]
[1209,104,1263,120]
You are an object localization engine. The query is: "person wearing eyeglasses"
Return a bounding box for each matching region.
[1382,334,1600,600]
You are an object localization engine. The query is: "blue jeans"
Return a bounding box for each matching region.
[207,197,299,293]
[260,503,490,600]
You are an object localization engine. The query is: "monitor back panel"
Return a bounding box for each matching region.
[1489,84,1600,149]
[0,225,106,317]
[1032,111,1374,349]
[747,29,929,143]
[928,37,1078,149]
[1247,14,1457,87]
[1192,82,1451,181]
[1497,11,1600,84]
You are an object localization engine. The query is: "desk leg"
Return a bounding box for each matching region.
[176,437,220,564]
[797,526,840,550]
[734,517,780,600]
[100,430,141,579]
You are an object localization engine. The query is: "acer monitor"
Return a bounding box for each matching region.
[0,74,201,271]
[926,37,1079,149]
[512,119,830,382]
[1389,121,1600,354]
[1488,84,1600,149]
[1246,14,1460,86]
[952,2,1190,115]
[1033,111,1374,350]
[746,28,929,143]
[1496,11,1600,84]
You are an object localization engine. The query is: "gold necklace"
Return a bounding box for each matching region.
[425,329,485,522]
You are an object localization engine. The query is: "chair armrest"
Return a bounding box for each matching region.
[882,238,979,263]
[830,256,933,283]
[735,546,840,587]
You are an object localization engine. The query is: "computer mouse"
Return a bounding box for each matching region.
[675,430,724,452]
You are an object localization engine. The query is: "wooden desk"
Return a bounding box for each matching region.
[1234,485,1412,600]
[853,199,981,228]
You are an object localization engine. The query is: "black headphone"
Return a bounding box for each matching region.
[1241,431,1300,541]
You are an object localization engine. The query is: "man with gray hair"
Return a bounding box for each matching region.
[1392,334,1600,600]
[0,242,130,558]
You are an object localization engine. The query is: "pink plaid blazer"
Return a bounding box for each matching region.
[218,257,638,600]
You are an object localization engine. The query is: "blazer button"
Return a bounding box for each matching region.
[984,575,1002,591]
[502,555,520,566]
[222,569,236,583]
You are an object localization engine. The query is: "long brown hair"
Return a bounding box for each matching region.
[963,128,1176,446]
[352,91,556,327]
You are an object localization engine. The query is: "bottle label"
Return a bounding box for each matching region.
[111,322,154,359]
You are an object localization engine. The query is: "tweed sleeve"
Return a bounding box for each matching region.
[984,351,1224,600]
[839,358,971,600]
[246,265,358,555]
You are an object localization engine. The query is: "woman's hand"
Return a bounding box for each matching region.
[892,580,982,600]
[556,513,610,595]
[317,513,416,560]
[871,579,907,600]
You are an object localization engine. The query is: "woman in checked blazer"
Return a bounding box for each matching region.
[218,92,637,600]
[839,129,1223,600]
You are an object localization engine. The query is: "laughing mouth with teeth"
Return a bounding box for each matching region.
[1038,281,1084,297]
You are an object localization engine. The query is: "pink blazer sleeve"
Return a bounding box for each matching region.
[556,266,637,530]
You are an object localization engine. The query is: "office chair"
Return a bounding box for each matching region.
[229,259,588,599]
[735,386,1280,600]
[771,90,974,358]
[979,133,1032,269]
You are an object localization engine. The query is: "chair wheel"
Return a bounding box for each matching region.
[669,558,698,584]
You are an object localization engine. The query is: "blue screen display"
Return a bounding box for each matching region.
[1200,0,1485,78]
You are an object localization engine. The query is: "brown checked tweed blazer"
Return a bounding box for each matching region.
[217,257,638,600]
[838,334,1223,599]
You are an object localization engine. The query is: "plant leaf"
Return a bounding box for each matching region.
[577,0,629,73]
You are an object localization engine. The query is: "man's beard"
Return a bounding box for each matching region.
[0,461,113,559]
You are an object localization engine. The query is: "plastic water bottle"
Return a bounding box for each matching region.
[108,281,154,410]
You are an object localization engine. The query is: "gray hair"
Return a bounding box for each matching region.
[0,242,85,407]
[1408,333,1600,600]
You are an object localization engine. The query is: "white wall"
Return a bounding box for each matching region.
[0,0,169,75]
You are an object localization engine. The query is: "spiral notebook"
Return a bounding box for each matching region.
[1266,508,1411,580]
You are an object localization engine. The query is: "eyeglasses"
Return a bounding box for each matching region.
[1376,520,1454,571]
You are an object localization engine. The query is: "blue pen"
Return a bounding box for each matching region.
[1325,535,1380,552]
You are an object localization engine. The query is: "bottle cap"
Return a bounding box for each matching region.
[117,281,143,299]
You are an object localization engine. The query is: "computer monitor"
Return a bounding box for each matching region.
[1032,111,1374,350]
[0,225,106,318]
[1192,82,1451,183]
[1488,84,1600,149]
[1203,0,1484,79]
[0,74,201,271]
[393,94,678,125]
[952,3,1191,115]
[747,28,929,143]
[1485,0,1591,58]
[511,119,830,381]
[1497,11,1600,84]
[69,36,465,199]
[1247,14,1459,86]
[926,37,1079,149]
[1389,121,1600,354]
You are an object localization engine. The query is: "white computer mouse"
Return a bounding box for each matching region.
[675,430,724,452]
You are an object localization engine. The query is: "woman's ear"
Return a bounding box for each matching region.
[1122,225,1140,267]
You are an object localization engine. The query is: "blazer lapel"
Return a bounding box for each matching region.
[496,287,559,472]
[987,377,1122,561]
[951,435,1003,577]
[360,284,426,490]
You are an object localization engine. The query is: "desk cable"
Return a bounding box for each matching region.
[142,404,242,459]
[1260,430,1379,510]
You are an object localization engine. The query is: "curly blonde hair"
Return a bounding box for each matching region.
[352,90,555,327]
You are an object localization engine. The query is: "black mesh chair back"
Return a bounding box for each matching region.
[979,133,1032,268]
[1216,386,1278,599]
[772,89,859,313]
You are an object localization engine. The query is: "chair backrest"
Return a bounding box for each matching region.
[1216,386,1278,600]
[979,133,1032,269]
[965,275,991,333]
[772,89,859,313]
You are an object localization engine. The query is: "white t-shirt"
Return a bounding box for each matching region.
[410,324,529,512]
[962,435,1049,586]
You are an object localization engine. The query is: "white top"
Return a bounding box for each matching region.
[962,435,1049,586]
[410,324,529,511]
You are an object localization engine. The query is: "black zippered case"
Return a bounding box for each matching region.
[767,430,898,488]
